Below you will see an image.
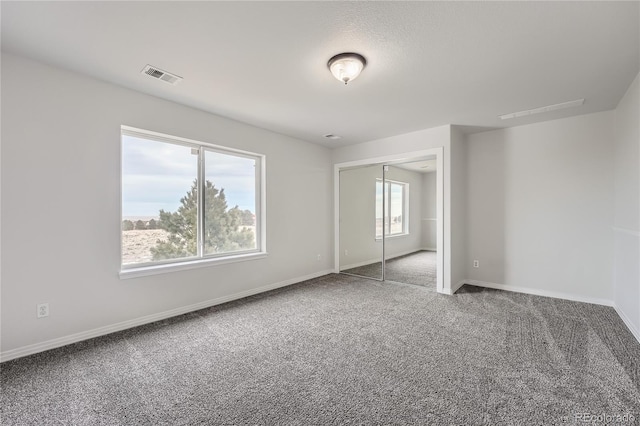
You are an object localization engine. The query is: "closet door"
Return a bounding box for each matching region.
[338,164,383,280]
[382,164,411,283]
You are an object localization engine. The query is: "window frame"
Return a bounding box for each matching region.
[119,126,266,279]
[375,178,409,239]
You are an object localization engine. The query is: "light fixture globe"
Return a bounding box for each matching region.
[328,52,366,85]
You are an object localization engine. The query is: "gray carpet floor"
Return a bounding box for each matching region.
[342,250,437,290]
[2,274,640,425]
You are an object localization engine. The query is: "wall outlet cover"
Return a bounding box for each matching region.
[37,303,49,318]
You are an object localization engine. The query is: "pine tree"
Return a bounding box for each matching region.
[151,180,255,260]
[240,209,255,226]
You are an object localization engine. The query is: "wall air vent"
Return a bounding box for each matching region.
[141,65,183,85]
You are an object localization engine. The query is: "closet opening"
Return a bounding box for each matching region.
[334,148,444,292]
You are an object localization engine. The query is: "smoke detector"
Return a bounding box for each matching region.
[141,65,183,85]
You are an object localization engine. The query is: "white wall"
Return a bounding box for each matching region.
[421,172,437,250]
[465,112,614,303]
[450,126,468,290]
[331,126,451,165]
[339,165,424,269]
[613,72,640,340]
[0,53,334,359]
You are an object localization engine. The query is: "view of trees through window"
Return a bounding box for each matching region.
[121,130,260,267]
[375,179,406,238]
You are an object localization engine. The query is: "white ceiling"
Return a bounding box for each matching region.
[2,1,638,147]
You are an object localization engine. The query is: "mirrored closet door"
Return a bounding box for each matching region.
[338,158,438,291]
[338,164,383,280]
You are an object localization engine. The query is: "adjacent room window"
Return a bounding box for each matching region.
[375,179,408,238]
[121,127,264,271]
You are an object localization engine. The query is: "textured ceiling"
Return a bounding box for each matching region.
[2,1,638,147]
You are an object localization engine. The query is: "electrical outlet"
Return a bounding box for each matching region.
[317,254,321,261]
[345,250,349,256]
[37,303,49,318]
[473,260,480,268]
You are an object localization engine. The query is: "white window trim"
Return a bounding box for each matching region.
[375,233,410,242]
[119,252,269,279]
[375,178,409,239]
[120,126,267,278]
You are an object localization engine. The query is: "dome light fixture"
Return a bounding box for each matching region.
[328,52,366,85]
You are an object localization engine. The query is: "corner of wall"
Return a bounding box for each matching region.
[612,71,640,343]
[449,126,468,288]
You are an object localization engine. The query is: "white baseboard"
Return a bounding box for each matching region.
[614,305,640,344]
[442,280,466,295]
[452,280,465,294]
[340,248,423,271]
[340,257,380,270]
[7,271,635,362]
[461,279,614,307]
[421,247,437,252]
[0,269,333,363]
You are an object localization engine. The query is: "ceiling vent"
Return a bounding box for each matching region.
[141,65,183,85]
[499,99,584,120]
[323,134,342,140]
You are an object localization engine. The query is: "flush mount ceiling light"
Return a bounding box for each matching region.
[499,98,585,120]
[328,53,366,85]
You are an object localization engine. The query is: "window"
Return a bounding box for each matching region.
[375,179,408,238]
[121,127,264,274]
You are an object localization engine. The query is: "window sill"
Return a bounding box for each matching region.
[119,252,268,280]
[375,233,409,242]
